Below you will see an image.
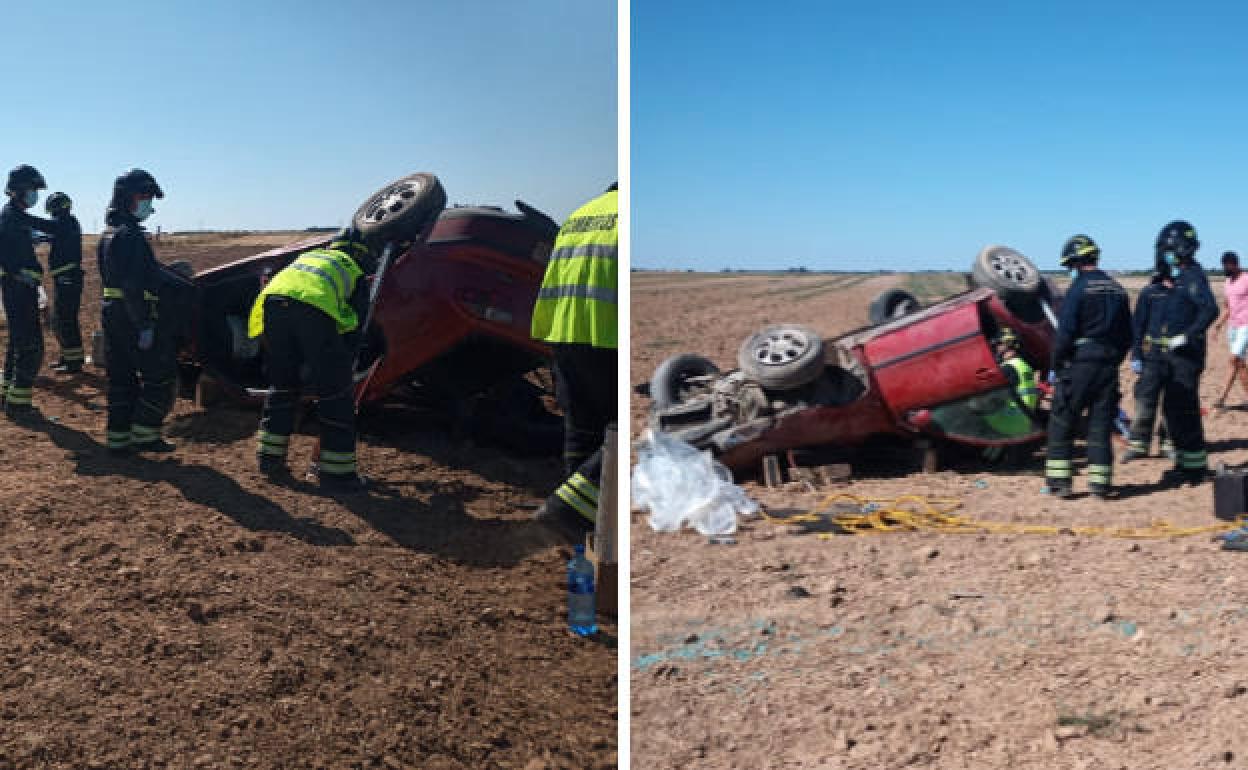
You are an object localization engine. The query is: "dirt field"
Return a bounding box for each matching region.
[630,269,1248,770]
[0,233,616,769]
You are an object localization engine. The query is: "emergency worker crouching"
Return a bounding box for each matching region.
[98,168,178,453]
[1043,235,1132,499]
[248,226,376,493]
[981,326,1038,463]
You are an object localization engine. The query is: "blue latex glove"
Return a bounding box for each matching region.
[1130,359,1142,375]
[137,327,155,351]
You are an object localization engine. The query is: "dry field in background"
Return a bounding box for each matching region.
[631,269,1248,770]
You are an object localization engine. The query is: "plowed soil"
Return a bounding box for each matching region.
[631,270,1248,770]
[0,233,616,769]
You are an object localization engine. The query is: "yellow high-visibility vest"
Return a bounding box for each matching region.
[531,189,617,349]
[1003,356,1038,410]
[248,248,363,338]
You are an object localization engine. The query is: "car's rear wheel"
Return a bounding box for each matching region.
[352,172,448,245]
[867,289,920,325]
[970,245,1042,297]
[650,353,720,409]
[737,324,825,390]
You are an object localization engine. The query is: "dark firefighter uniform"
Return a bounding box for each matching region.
[1045,237,1132,497]
[1125,272,1174,460]
[99,172,176,452]
[45,193,85,372]
[1140,259,1217,481]
[0,171,61,418]
[530,185,618,535]
[248,231,372,489]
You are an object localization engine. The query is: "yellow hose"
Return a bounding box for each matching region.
[762,492,1242,540]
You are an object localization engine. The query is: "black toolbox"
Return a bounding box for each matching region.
[1214,465,1248,522]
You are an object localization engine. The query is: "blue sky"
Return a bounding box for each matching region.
[3,0,616,233]
[633,0,1248,272]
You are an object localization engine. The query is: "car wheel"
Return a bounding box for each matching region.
[650,353,721,409]
[737,324,825,390]
[970,245,1042,297]
[352,172,448,246]
[867,289,920,325]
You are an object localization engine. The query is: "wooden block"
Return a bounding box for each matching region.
[587,538,618,618]
[919,441,939,473]
[816,463,852,485]
[762,454,784,488]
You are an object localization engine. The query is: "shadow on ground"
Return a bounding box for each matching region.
[30,419,354,547]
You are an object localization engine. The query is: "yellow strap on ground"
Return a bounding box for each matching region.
[762,493,1243,540]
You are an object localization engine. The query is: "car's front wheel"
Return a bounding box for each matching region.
[737,324,825,390]
[352,172,448,245]
[970,245,1042,297]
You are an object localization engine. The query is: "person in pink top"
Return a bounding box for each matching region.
[1214,250,1248,407]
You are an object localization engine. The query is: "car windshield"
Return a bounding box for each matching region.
[926,386,1039,442]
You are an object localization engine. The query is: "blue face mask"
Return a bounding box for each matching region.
[134,198,154,221]
[22,190,38,208]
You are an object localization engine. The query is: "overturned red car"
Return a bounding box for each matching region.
[643,246,1062,475]
[158,173,562,446]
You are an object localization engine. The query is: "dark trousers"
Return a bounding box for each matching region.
[258,298,356,476]
[102,300,176,447]
[1152,352,1207,470]
[1127,360,1172,456]
[553,343,617,476]
[52,271,84,364]
[1,278,44,409]
[1045,359,1120,489]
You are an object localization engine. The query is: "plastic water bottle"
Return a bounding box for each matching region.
[567,544,597,636]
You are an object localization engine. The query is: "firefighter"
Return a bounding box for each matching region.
[530,183,618,540]
[98,168,178,453]
[44,192,85,374]
[247,226,375,492]
[1044,235,1132,499]
[1142,220,1218,485]
[981,327,1038,463]
[1123,264,1174,462]
[0,164,63,422]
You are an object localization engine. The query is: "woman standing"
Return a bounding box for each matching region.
[1214,250,1248,408]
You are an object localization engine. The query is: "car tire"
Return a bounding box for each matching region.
[737,324,825,390]
[867,289,920,325]
[970,245,1042,298]
[352,172,448,246]
[650,353,721,409]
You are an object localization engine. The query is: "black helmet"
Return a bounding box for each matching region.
[112,168,164,199]
[996,326,1021,351]
[329,225,376,271]
[1060,234,1100,267]
[45,192,72,215]
[1156,220,1199,260]
[5,164,46,194]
